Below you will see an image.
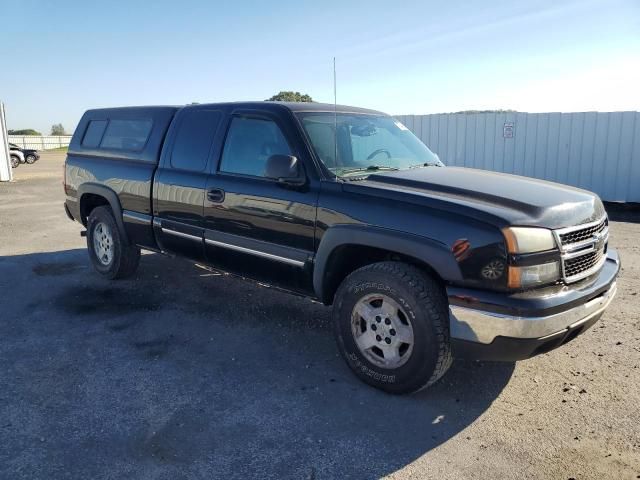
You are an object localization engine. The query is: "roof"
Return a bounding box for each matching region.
[82,102,387,116]
[184,101,386,115]
[81,105,180,116]
[264,101,385,115]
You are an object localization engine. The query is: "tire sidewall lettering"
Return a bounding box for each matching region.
[351,282,417,321]
[346,352,396,383]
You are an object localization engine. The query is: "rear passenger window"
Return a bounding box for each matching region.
[170,110,222,171]
[219,117,291,177]
[100,119,152,151]
[82,120,108,147]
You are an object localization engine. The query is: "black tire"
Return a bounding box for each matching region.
[25,154,37,164]
[333,261,452,394]
[86,206,140,279]
[10,155,19,168]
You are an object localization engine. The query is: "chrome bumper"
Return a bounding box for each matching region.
[450,282,617,345]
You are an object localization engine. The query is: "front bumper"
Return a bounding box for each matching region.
[448,249,620,361]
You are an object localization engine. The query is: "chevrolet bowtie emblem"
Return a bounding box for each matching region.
[594,232,605,250]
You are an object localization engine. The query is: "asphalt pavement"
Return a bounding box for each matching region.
[0,153,638,479]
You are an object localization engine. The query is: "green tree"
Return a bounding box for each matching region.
[8,129,42,135]
[51,123,67,135]
[266,91,314,102]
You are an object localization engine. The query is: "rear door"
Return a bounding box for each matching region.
[153,108,224,261]
[202,109,319,294]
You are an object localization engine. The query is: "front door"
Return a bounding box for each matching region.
[203,111,318,294]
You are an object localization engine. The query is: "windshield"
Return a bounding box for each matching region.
[297,113,442,177]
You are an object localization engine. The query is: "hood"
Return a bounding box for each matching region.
[362,167,605,229]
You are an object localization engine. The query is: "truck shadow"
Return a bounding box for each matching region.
[1,249,515,479]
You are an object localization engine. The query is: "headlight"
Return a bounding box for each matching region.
[507,261,560,289]
[503,227,560,288]
[502,227,556,254]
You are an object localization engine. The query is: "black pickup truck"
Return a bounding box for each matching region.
[63,102,619,393]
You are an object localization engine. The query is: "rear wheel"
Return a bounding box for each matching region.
[333,261,452,394]
[87,206,140,279]
[25,154,37,164]
[10,155,19,168]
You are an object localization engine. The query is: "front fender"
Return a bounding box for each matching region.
[313,224,462,302]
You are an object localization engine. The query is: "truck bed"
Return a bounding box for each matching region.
[64,107,178,248]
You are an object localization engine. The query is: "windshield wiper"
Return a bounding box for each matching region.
[408,162,441,169]
[339,165,399,174]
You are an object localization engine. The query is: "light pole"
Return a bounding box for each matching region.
[0,101,13,182]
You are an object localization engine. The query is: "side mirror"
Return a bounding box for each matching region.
[265,154,306,186]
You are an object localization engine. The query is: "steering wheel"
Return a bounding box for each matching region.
[366,149,392,161]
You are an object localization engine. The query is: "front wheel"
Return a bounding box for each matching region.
[333,261,452,394]
[87,206,140,279]
[25,154,37,164]
[10,156,19,168]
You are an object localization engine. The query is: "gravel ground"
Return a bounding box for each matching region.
[1,153,638,479]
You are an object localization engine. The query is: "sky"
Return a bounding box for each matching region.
[1,0,639,135]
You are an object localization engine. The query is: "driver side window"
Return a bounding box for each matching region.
[219,116,292,177]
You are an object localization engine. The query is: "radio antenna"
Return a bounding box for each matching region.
[333,57,338,169]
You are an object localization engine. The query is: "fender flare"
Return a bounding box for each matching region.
[313,224,463,303]
[77,183,130,244]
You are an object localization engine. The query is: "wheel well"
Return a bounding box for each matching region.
[80,194,110,226]
[321,244,444,305]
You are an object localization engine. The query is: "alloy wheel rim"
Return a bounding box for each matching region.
[93,222,114,266]
[350,293,415,369]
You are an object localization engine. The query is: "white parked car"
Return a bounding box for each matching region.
[8,144,24,168]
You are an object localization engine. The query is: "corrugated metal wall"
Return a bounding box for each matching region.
[395,112,640,202]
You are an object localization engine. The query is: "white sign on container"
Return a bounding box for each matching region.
[503,122,514,139]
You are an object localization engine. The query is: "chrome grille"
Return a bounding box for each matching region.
[558,218,607,245]
[554,216,608,283]
[564,249,604,278]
